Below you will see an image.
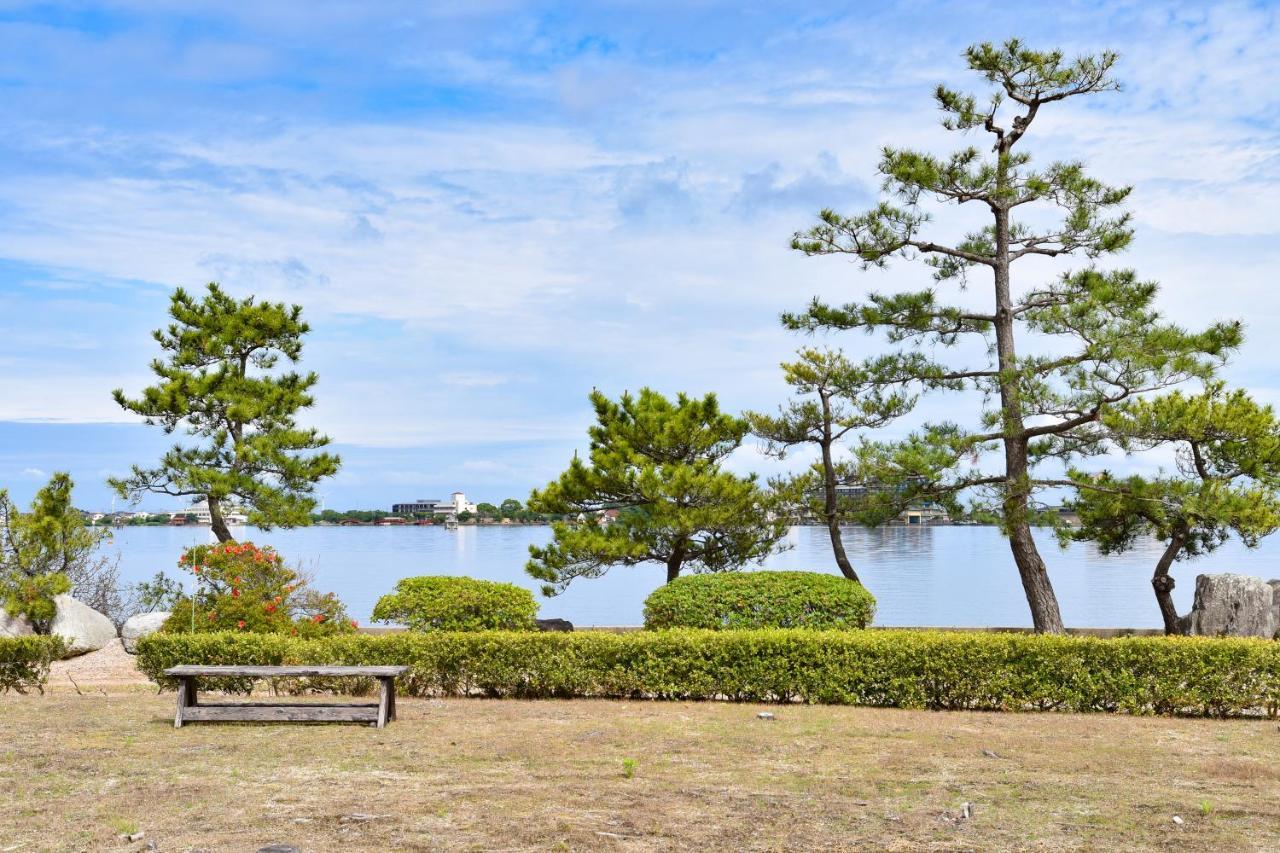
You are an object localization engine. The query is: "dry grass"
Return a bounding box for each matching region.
[1,690,1278,852]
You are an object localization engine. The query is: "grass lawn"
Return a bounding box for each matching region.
[1,690,1278,851]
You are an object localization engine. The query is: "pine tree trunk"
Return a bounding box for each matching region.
[992,203,1065,634]
[207,496,234,544]
[1152,529,1187,635]
[665,542,686,583]
[818,400,860,583]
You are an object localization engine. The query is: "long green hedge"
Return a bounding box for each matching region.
[135,630,1280,717]
[0,636,68,695]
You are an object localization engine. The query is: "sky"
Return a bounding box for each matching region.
[0,0,1278,511]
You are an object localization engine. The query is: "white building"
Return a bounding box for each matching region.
[392,492,479,517]
[176,504,249,526]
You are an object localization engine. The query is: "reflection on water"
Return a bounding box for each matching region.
[103,524,1279,628]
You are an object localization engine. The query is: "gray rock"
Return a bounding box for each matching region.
[536,618,574,632]
[0,608,34,638]
[50,594,118,657]
[1269,580,1280,639]
[121,611,171,654]
[1186,574,1277,638]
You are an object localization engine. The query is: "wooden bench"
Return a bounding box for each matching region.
[164,665,409,729]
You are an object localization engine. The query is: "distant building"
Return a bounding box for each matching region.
[176,504,249,526]
[392,492,479,517]
[824,479,950,525]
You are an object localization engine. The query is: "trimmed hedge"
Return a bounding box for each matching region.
[0,635,68,694]
[372,576,538,631]
[644,571,875,630]
[136,629,1280,717]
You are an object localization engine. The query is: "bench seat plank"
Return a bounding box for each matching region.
[164,665,408,678]
[183,704,379,723]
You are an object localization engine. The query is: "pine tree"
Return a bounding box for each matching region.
[0,473,101,632]
[110,284,340,543]
[746,348,912,584]
[785,41,1240,632]
[1065,386,1280,634]
[526,388,788,594]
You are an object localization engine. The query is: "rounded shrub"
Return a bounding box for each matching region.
[372,576,538,632]
[643,571,875,630]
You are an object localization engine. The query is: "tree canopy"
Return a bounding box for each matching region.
[526,388,788,594]
[785,40,1240,632]
[110,284,340,542]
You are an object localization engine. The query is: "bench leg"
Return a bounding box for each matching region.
[376,678,392,729]
[174,677,199,729]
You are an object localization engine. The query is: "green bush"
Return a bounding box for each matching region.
[371,576,538,632]
[643,571,875,630]
[0,635,68,694]
[135,629,1280,717]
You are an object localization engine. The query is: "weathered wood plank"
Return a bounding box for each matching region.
[182,704,379,723]
[174,678,188,729]
[164,665,408,678]
[377,678,391,729]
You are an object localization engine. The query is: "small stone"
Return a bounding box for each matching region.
[258,846,300,853]
[1172,815,1184,825]
[756,712,775,721]
[125,832,144,842]
[961,802,973,820]
[338,813,391,824]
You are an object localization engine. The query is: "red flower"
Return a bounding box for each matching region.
[311,614,325,623]
[264,603,277,614]
[231,588,241,598]
[237,620,246,630]
[207,612,216,621]
[350,620,359,629]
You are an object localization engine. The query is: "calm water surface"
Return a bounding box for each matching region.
[103,524,1280,628]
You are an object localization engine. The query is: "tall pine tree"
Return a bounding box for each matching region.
[111,284,340,543]
[786,41,1239,632]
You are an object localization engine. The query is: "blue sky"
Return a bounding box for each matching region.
[1,1,1278,510]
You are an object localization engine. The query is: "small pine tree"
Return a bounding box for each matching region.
[526,388,788,594]
[110,284,340,543]
[1066,385,1280,634]
[747,348,913,584]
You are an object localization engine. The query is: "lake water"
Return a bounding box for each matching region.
[102,524,1280,629]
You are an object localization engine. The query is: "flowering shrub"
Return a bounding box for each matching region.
[162,541,356,638]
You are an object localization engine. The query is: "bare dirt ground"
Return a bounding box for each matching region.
[2,678,1278,853]
[47,640,151,693]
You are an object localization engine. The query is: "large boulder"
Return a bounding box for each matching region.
[50,594,118,657]
[0,608,34,638]
[121,611,171,654]
[1186,574,1277,639]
